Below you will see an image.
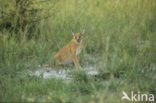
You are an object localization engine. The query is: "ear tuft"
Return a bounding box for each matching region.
[81,29,85,35]
[72,29,75,35]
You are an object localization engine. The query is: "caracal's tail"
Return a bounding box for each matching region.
[38,59,57,68]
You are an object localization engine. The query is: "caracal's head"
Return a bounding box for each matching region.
[72,29,85,43]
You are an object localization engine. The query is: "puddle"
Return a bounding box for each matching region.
[29,66,99,80]
[33,68,70,80]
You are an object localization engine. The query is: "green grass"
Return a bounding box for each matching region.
[0,0,156,102]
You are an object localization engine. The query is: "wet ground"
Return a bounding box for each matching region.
[29,66,99,80]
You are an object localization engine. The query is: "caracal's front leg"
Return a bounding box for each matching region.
[71,50,81,70]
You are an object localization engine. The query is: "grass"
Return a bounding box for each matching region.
[0,0,156,102]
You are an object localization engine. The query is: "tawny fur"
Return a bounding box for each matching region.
[53,33,83,69]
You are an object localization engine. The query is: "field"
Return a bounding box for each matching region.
[0,0,156,102]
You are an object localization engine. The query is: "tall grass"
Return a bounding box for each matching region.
[0,0,156,102]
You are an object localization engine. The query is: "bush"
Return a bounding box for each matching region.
[0,0,56,39]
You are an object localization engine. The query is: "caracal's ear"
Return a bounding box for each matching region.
[81,29,85,35]
[72,29,76,36]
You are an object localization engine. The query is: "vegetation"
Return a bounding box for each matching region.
[0,0,155,102]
